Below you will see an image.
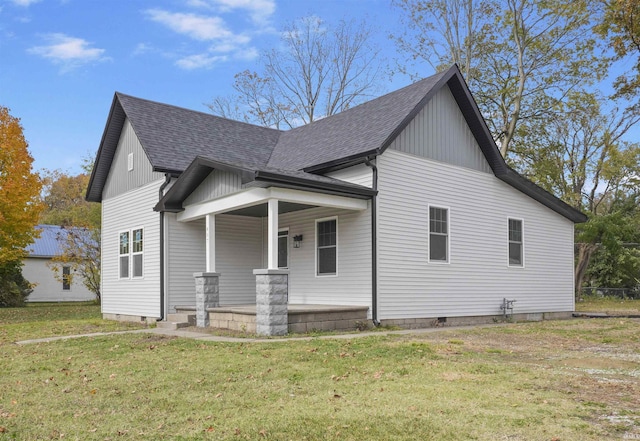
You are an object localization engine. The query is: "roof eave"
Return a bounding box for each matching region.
[86,93,125,203]
[498,169,588,223]
[254,171,377,199]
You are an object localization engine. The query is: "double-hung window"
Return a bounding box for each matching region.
[119,228,144,279]
[119,231,129,279]
[429,206,449,262]
[316,218,337,276]
[508,219,523,267]
[132,228,144,277]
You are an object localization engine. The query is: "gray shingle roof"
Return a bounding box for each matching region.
[117,94,281,172]
[86,65,587,223]
[267,71,449,171]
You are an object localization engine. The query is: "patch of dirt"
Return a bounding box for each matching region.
[555,357,638,370]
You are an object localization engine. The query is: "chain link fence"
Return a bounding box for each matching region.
[581,287,640,299]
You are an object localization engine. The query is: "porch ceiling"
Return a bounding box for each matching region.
[226,201,317,217]
[177,187,368,222]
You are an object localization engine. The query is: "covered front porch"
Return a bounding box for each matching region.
[170,185,373,336]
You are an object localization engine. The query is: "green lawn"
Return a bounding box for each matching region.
[576,295,640,314]
[0,302,146,344]
[0,304,639,440]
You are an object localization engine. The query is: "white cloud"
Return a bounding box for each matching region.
[28,33,108,71]
[10,0,41,6]
[234,46,258,61]
[186,0,275,23]
[176,53,227,70]
[145,9,247,43]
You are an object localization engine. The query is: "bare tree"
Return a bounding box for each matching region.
[208,17,384,129]
[393,0,606,158]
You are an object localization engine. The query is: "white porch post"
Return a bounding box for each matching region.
[267,199,278,269]
[205,214,216,272]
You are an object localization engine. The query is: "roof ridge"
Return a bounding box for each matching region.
[115,92,283,135]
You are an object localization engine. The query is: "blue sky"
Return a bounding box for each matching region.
[0,0,405,175]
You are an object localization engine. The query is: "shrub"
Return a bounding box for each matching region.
[0,261,33,307]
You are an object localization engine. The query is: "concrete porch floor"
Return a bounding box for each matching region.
[173,304,370,334]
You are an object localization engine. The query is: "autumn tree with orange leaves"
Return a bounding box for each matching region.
[0,106,42,306]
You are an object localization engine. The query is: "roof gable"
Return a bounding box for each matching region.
[86,93,281,202]
[267,70,451,171]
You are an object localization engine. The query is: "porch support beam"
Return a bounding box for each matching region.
[205,214,215,272]
[178,187,368,222]
[267,199,278,270]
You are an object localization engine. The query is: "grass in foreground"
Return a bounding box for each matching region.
[0,310,639,440]
[575,295,640,314]
[0,302,147,344]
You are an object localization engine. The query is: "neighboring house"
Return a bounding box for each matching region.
[23,225,96,302]
[86,65,586,332]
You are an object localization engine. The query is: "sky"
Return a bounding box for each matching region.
[1,0,637,178]
[0,0,405,175]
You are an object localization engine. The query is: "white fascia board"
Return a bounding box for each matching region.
[177,187,367,222]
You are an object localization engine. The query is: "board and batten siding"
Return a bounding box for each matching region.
[184,170,243,206]
[102,179,163,318]
[165,215,205,312]
[325,163,373,188]
[377,149,575,320]
[103,118,165,200]
[262,206,372,309]
[389,86,493,174]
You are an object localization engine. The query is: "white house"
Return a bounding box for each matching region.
[23,225,96,302]
[86,65,586,334]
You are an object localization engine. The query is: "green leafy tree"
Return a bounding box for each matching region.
[598,0,640,98]
[0,260,33,307]
[208,17,384,129]
[514,92,640,296]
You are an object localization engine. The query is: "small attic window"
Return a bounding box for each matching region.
[127,153,134,172]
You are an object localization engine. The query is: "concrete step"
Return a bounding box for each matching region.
[156,320,192,330]
[166,312,196,325]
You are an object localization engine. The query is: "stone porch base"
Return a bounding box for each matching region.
[174,304,370,334]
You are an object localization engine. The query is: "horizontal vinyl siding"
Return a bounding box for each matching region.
[166,215,205,311]
[215,215,263,305]
[23,258,96,302]
[389,86,492,174]
[264,206,372,308]
[325,163,373,187]
[102,179,162,317]
[103,119,164,199]
[377,149,574,320]
[184,170,242,206]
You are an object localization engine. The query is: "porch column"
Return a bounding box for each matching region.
[205,214,215,272]
[253,269,288,336]
[267,199,278,269]
[193,272,220,327]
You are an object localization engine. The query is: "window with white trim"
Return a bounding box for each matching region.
[119,231,129,279]
[508,219,523,267]
[132,228,144,277]
[429,206,449,262]
[316,218,337,276]
[278,229,288,269]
